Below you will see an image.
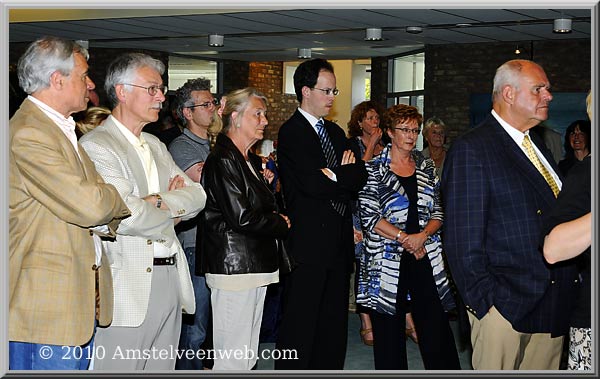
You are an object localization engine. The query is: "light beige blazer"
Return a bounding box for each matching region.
[80,117,206,327]
[9,99,131,346]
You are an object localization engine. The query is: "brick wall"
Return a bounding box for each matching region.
[248,61,298,141]
[424,39,591,142]
[370,39,591,143]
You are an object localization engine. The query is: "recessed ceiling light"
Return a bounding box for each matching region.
[455,23,472,28]
[406,26,423,34]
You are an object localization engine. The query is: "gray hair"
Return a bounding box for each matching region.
[104,53,165,108]
[174,77,212,127]
[423,116,446,137]
[17,36,89,94]
[492,59,544,101]
[221,87,267,134]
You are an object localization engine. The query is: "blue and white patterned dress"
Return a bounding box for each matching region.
[357,143,455,316]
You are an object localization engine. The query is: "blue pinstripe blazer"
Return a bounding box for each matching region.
[441,114,579,336]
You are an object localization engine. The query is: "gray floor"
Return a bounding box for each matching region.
[256,311,473,371]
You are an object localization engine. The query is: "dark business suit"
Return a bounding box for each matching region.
[441,114,579,365]
[275,109,367,369]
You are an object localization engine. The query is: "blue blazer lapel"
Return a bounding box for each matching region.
[494,121,556,203]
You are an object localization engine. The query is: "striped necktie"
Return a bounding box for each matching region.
[316,119,346,215]
[522,134,560,197]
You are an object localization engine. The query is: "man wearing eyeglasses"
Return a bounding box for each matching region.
[168,77,217,370]
[275,58,367,369]
[80,53,207,370]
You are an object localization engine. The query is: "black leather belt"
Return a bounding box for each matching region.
[153,256,176,266]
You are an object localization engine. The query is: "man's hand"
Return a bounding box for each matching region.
[341,150,356,165]
[169,175,185,190]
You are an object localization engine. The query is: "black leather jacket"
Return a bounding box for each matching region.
[196,133,289,275]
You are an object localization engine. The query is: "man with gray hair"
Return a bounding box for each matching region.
[9,36,130,370]
[442,59,578,369]
[169,78,217,369]
[80,52,207,370]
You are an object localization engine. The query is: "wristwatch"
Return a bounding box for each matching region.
[154,194,162,209]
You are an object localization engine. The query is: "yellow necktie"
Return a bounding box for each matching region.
[522,135,560,197]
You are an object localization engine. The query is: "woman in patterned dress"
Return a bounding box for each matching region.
[357,104,460,370]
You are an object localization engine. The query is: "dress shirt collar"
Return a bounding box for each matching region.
[491,109,530,146]
[28,95,79,153]
[110,115,148,148]
[297,107,322,132]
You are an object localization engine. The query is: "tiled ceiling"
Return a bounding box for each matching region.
[8,8,593,62]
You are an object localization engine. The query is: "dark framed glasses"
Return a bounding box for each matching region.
[187,98,220,109]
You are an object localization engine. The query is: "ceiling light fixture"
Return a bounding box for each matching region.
[405,26,423,34]
[365,28,383,41]
[297,48,311,59]
[515,44,521,55]
[553,18,572,33]
[208,34,224,47]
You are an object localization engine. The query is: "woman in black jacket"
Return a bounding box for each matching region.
[197,87,290,370]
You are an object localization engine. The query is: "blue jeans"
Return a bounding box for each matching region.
[175,246,211,370]
[9,335,95,370]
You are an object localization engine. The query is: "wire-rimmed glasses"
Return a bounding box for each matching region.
[123,83,168,96]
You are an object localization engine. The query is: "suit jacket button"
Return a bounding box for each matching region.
[92,264,98,271]
[551,280,556,284]
[147,267,152,273]
[537,210,542,215]
[147,240,153,245]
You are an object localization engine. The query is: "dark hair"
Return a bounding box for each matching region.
[174,77,212,127]
[293,58,334,103]
[347,100,385,138]
[563,119,591,158]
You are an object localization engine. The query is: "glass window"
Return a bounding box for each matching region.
[388,51,425,149]
[168,56,219,93]
[391,52,424,92]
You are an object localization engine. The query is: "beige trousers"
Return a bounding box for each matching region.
[469,306,563,370]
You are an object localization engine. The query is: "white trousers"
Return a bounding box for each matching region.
[210,286,267,370]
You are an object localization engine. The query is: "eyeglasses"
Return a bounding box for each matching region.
[393,127,421,135]
[123,83,168,96]
[311,87,339,96]
[187,99,220,109]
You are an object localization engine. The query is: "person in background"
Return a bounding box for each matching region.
[275,58,368,369]
[80,52,206,370]
[558,119,591,176]
[421,116,448,180]
[542,91,592,371]
[442,59,579,370]
[358,104,460,370]
[169,77,217,370]
[9,36,130,370]
[197,87,290,370]
[75,106,111,137]
[346,100,385,347]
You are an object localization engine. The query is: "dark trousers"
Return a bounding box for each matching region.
[275,264,350,369]
[370,252,461,370]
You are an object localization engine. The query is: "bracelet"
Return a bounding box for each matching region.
[395,229,403,242]
[154,194,162,209]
